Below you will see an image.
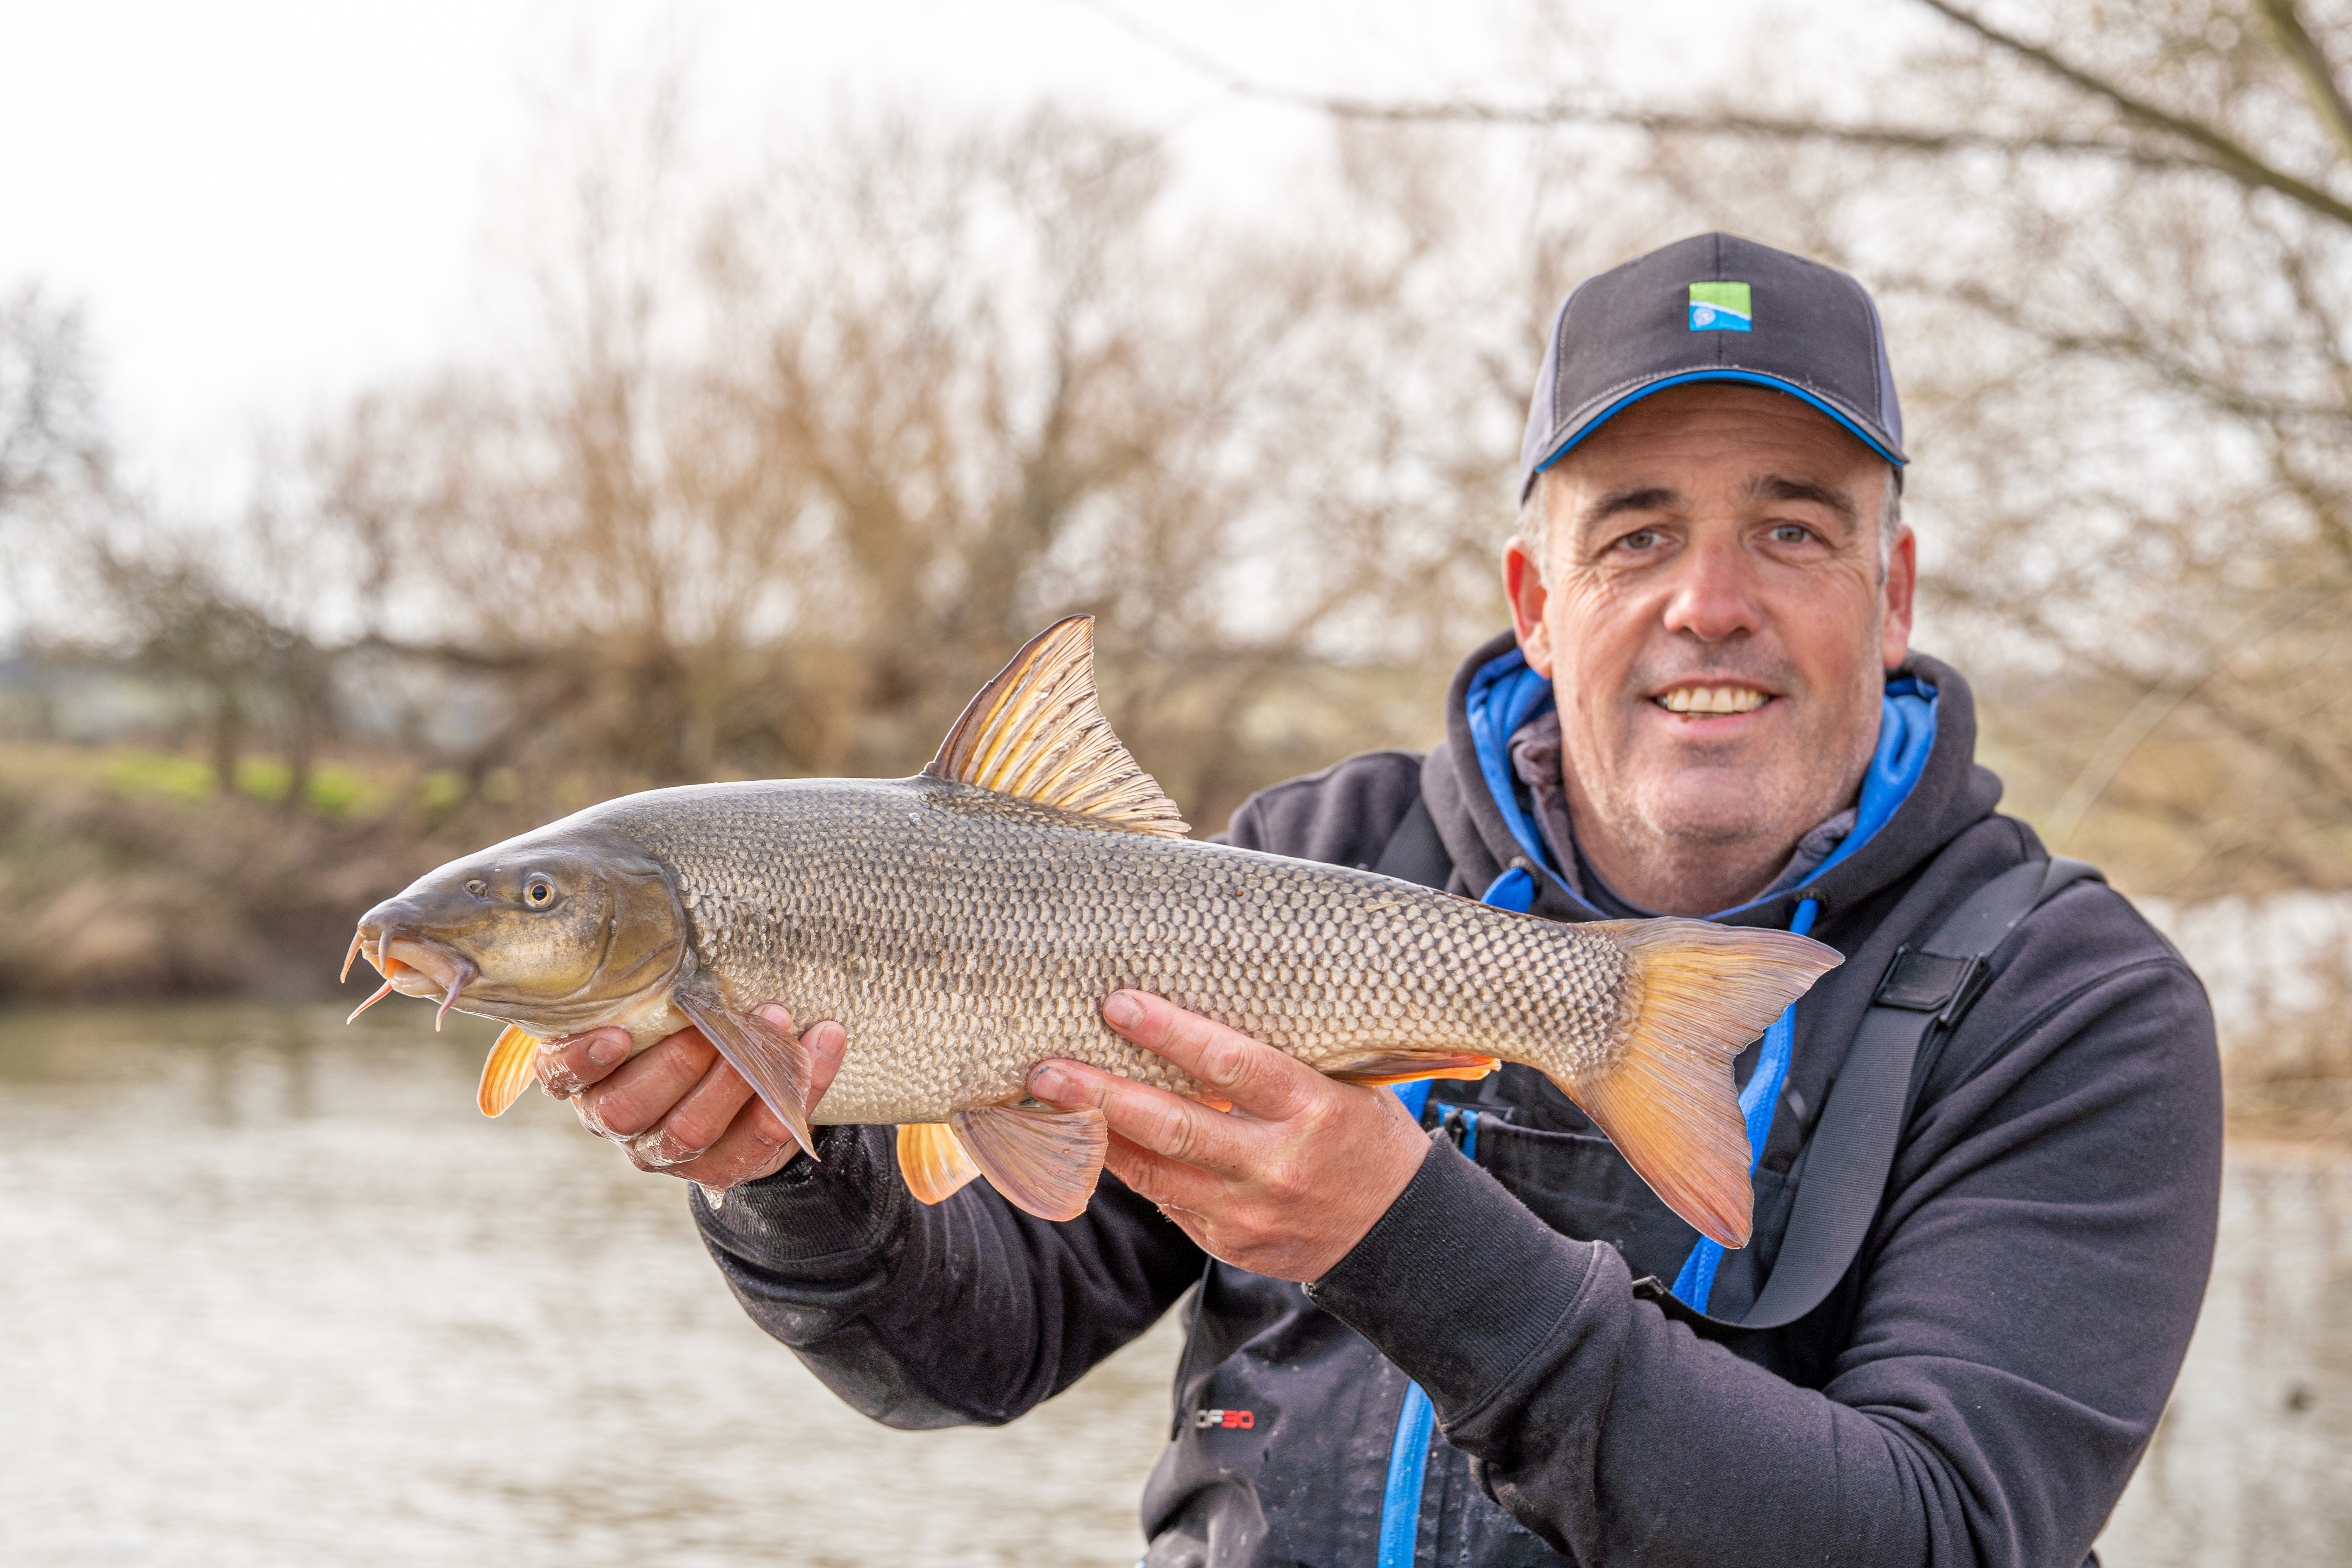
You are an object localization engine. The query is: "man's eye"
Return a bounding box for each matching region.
[1771,524,1813,545]
[1618,529,1660,552]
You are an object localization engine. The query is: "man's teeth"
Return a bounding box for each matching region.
[1660,686,1768,715]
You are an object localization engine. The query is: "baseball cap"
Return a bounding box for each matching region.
[1517,232,1906,501]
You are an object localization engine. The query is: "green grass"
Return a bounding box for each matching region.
[100,751,215,801]
[83,748,387,817]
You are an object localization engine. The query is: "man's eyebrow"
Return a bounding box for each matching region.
[1577,486,1682,529]
[1747,475,1861,526]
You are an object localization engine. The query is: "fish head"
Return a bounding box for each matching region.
[352,824,690,1039]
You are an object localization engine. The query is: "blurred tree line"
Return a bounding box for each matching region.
[2,0,2350,1099]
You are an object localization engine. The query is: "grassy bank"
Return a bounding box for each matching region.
[0,742,563,1002]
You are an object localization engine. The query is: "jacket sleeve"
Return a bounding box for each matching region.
[1303,887,2224,1567]
[695,1124,1205,1429]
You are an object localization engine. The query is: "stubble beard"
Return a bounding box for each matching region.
[1583,640,1886,893]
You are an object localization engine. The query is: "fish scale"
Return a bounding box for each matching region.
[605,776,1629,1126]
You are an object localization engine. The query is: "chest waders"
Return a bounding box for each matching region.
[1363,795,2101,1565]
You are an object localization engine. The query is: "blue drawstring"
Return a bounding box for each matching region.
[1670,896,1820,1311]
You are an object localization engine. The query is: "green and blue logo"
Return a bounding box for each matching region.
[1688,281,1752,332]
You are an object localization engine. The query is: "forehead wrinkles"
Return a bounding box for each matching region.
[1570,472,1865,531]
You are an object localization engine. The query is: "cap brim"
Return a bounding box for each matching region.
[1528,369,1908,496]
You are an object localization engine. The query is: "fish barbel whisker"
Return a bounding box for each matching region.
[434,956,478,1031]
[340,930,366,983]
[347,978,398,1024]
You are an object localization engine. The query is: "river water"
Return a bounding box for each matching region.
[0,1003,2344,1566]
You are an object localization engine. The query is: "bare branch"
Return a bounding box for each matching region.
[1080,0,2343,215]
[2256,0,2352,167]
[1911,0,2352,227]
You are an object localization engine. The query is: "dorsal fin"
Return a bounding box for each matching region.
[924,616,1189,837]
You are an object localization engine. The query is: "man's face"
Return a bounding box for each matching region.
[1505,383,1915,908]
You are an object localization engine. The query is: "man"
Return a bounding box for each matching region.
[537,234,2222,1565]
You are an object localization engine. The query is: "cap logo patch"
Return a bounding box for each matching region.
[1688,281,1752,332]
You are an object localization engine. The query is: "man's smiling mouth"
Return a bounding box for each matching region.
[1655,685,1772,716]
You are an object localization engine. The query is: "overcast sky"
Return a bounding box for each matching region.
[0,0,1884,513]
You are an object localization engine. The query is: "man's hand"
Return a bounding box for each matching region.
[534,1007,847,1191]
[1025,991,1432,1281]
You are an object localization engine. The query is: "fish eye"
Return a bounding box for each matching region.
[524,875,556,907]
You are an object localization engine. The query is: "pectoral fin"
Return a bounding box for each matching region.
[1324,1049,1503,1089]
[477,1023,543,1117]
[948,1103,1109,1222]
[672,992,817,1162]
[897,1123,985,1205]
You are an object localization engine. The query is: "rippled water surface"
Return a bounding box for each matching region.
[1,1004,2344,1566]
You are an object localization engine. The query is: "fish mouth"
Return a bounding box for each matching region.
[344,926,479,1030]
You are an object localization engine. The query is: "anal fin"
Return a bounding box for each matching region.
[672,992,818,1162]
[477,1023,544,1117]
[1325,1049,1503,1089]
[897,1123,984,1205]
[949,1102,1109,1222]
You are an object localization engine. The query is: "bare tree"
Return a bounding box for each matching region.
[0,286,111,526]
[299,108,1527,828]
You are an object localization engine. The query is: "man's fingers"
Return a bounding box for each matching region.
[574,1027,718,1140]
[662,1097,803,1189]
[1099,991,1320,1120]
[536,1027,636,1099]
[1102,1130,1226,1216]
[626,1054,755,1168]
[1029,1058,1255,1176]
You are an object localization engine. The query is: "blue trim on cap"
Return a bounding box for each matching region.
[1534,369,1908,478]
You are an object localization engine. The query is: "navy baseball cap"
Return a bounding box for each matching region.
[1518,232,1906,501]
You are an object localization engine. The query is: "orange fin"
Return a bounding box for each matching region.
[923,616,1188,837]
[897,1123,985,1205]
[477,1023,543,1117]
[1562,919,1844,1248]
[1326,1050,1503,1089]
[672,992,817,1163]
[949,1102,1109,1222]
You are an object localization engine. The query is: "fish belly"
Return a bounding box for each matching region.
[599,776,1630,1126]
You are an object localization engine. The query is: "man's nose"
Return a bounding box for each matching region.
[1658,534,1764,642]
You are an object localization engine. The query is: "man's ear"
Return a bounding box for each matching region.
[1881,525,1917,670]
[1503,536,1555,677]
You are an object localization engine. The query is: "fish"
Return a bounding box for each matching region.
[347,616,1840,1245]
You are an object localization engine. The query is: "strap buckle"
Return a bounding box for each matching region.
[1871,946,1989,1024]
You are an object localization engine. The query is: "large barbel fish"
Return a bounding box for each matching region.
[347,617,1838,1244]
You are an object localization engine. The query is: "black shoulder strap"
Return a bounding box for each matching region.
[1635,854,2105,1334]
[1372,793,1454,891]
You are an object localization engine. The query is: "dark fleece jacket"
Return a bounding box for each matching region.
[692,637,2222,1568]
